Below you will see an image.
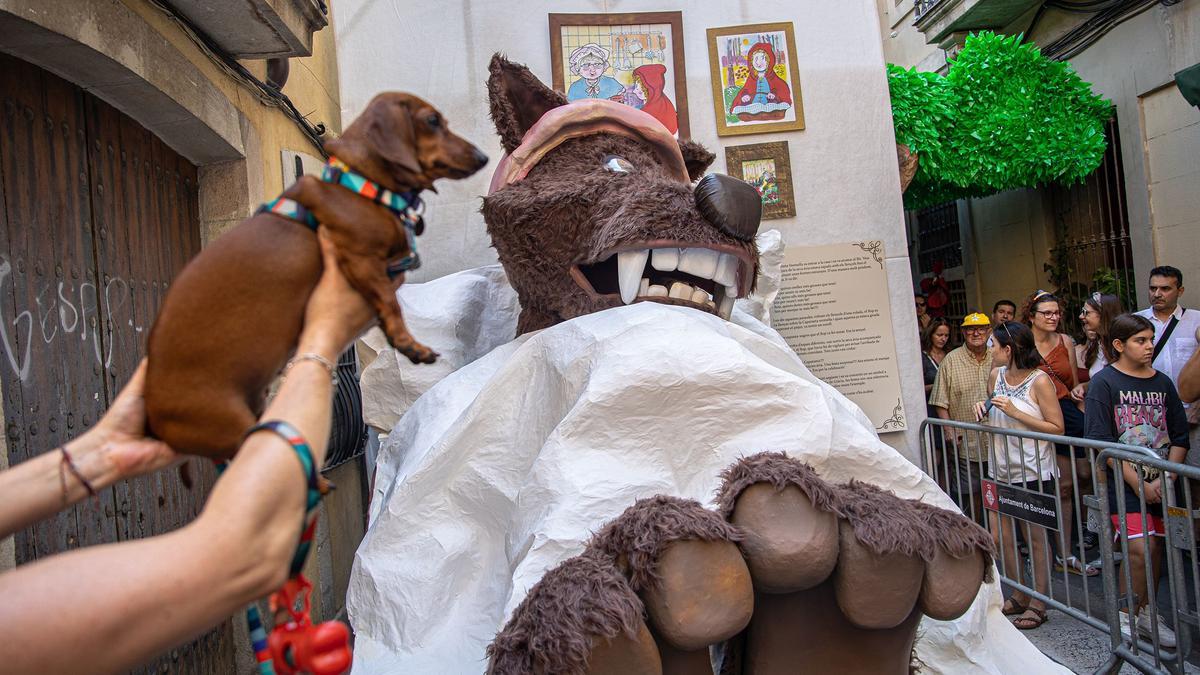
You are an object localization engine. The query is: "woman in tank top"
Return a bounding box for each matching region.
[1021,290,1097,578]
[975,321,1064,630]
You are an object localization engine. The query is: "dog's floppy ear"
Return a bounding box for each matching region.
[488,54,567,154]
[367,98,422,175]
[678,139,716,183]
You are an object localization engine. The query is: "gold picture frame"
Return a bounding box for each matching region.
[725,141,795,220]
[706,22,805,137]
[549,12,690,138]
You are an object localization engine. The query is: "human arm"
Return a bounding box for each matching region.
[1062,334,1079,389]
[932,405,955,443]
[922,353,937,394]
[0,362,179,540]
[1178,327,1200,403]
[929,363,956,442]
[1084,374,1115,444]
[973,368,999,423]
[0,233,384,674]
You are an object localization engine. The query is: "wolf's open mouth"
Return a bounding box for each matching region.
[572,242,753,320]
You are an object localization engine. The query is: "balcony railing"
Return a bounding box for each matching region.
[915,0,946,20]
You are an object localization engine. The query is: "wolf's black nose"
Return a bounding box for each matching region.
[694,173,762,242]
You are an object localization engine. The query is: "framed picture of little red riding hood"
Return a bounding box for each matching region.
[706,22,805,136]
[549,12,690,138]
[725,141,796,220]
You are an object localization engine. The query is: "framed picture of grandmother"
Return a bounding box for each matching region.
[549,12,690,138]
[725,141,796,220]
[706,22,805,136]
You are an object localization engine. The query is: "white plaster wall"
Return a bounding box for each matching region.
[335,0,926,458]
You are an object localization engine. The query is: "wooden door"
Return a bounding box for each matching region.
[0,53,236,673]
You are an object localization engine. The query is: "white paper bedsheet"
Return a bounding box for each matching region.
[348,267,1066,674]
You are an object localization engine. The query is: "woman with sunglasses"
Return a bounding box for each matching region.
[915,293,932,332]
[1020,290,1097,577]
[975,321,1063,629]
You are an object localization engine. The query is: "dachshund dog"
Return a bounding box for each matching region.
[144,93,488,460]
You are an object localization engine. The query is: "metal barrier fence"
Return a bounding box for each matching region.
[919,418,1200,674]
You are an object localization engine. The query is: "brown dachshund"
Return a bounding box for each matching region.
[143,93,488,459]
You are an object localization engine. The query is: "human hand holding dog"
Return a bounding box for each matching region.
[295,229,399,363]
[0,359,180,539]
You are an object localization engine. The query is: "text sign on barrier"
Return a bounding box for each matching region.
[981,479,1059,530]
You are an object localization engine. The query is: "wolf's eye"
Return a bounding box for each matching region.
[603,155,634,174]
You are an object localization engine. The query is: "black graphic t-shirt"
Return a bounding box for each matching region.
[1085,366,1190,514]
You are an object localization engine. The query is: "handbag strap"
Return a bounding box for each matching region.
[1152,310,1183,363]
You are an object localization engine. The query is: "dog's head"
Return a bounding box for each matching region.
[482,55,763,334]
[328,92,489,193]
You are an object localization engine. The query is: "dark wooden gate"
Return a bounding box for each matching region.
[0,53,236,672]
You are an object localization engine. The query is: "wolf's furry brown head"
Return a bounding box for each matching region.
[482,55,762,334]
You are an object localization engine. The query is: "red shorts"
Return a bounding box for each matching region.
[1111,513,1165,540]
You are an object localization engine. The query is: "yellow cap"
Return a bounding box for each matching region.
[960,312,988,326]
[961,312,991,327]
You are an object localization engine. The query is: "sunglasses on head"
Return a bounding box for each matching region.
[999,322,1015,343]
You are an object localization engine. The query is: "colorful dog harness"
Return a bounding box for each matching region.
[258,157,423,276]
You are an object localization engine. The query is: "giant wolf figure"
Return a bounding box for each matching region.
[346,56,1065,675]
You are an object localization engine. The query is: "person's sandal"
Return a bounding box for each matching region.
[1012,607,1047,630]
[1055,555,1100,577]
[1002,598,1028,616]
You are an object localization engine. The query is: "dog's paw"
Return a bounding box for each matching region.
[397,343,439,365]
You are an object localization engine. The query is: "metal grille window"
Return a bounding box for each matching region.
[1047,114,1134,336]
[947,279,968,325]
[916,201,963,275]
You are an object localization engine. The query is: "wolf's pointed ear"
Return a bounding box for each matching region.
[488,54,567,154]
[678,139,716,182]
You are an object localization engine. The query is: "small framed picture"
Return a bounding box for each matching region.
[725,141,795,220]
[549,11,690,138]
[706,22,805,137]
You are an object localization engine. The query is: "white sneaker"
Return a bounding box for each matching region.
[1136,612,1177,649]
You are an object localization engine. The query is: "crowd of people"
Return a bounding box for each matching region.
[918,266,1199,643]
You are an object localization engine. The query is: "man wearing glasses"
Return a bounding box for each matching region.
[929,313,994,523]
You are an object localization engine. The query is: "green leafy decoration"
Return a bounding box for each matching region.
[888,31,1112,210]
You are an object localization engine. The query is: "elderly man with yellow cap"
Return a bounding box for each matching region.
[929,312,994,524]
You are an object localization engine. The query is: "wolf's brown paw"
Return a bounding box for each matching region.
[716,452,993,674]
[488,455,993,675]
